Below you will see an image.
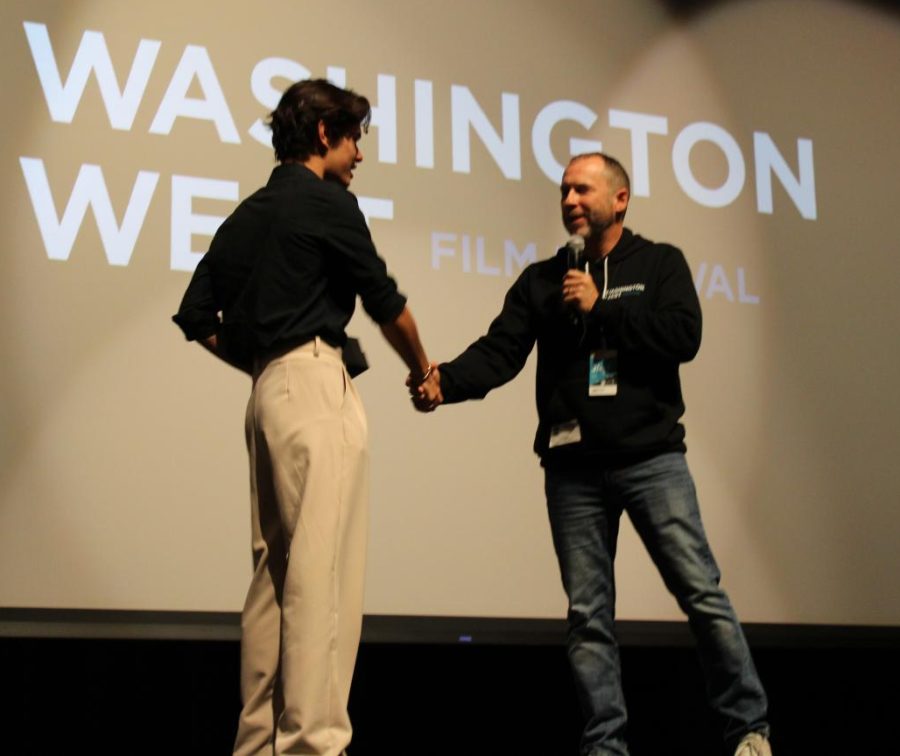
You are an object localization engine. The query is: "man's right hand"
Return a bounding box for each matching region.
[407,363,443,412]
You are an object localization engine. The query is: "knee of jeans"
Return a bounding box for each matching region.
[561,570,615,622]
[567,591,616,636]
[655,537,721,596]
[674,581,734,622]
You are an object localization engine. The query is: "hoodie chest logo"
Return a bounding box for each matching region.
[603,283,646,301]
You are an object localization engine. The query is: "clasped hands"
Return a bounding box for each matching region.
[407,362,442,412]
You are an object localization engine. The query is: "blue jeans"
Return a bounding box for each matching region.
[545,452,769,756]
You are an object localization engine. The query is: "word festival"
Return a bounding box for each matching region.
[431,232,760,305]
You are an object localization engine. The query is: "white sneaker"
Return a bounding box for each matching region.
[734,732,772,756]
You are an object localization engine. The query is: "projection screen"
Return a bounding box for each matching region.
[1,0,898,633]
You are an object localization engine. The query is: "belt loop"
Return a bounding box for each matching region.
[314,335,320,357]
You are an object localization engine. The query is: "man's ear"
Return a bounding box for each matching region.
[317,120,330,155]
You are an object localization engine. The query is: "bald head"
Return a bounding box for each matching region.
[568,153,631,204]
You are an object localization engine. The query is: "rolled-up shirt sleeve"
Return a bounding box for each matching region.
[324,191,407,324]
[172,257,220,341]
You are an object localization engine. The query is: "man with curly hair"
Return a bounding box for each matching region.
[175,79,435,756]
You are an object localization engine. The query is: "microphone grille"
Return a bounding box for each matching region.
[567,234,585,253]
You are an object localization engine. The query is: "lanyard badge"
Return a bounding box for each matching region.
[588,349,618,396]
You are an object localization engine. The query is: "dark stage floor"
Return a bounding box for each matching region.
[1,637,895,754]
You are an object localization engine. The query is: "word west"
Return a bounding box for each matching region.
[20,21,817,271]
[18,158,393,271]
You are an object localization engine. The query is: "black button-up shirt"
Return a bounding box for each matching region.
[173,163,406,367]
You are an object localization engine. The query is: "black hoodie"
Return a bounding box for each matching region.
[439,228,702,468]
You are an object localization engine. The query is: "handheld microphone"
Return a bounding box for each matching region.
[565,234,586,271]
[564,235,587,326]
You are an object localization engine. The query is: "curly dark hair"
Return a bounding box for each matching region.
[268,79,371,162]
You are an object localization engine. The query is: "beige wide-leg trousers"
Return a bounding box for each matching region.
[234,339,369,756]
